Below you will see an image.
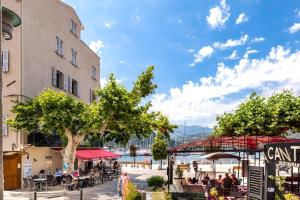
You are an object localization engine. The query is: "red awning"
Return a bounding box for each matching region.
[75,149,121,160]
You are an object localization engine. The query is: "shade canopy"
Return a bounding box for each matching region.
[199,152,240,160]
[75,149,121,160]
[52,147,121,160]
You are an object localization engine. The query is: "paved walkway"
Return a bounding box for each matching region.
[4,168,167,200]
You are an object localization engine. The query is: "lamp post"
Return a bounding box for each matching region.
[1,5,21,199]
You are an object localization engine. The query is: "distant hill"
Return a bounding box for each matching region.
[171,125,213,141]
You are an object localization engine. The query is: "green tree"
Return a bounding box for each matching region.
[9,66,176,172]
[129,144,137,167]
[214,90,300,137]
[152,133,168,170]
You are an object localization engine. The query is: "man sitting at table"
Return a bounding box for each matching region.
[54,168,63,184]
[222,173,233,195]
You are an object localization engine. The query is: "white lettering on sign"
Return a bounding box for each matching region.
[274,148,282,160]
[268,147,274,160]
[267,188,275,192]
[279,147,291,162]
[291,146,300,162]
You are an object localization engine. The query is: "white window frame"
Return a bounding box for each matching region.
[91,66,97,80]
[71,48,77,66]
[55,36,63,56]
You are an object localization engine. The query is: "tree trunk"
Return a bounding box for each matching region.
[133,156,136,167]
[62,129,85,173]
[160,160,163,170]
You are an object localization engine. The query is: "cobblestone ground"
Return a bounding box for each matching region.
[4,167,167,200]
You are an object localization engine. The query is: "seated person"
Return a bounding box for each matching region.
[231,174,239,186]
[39,170,46,178]
[113,161,119,169]
[71,169,80,179]
[55,168,63,176]
[217,174,222,184]
[202,173,210,185]
[88,169,96,176]
[54,168,63,184]
[187,177,193,184]
[222,173,233,194]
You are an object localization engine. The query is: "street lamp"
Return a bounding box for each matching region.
[2,6,21,40]
[1,5,21,199]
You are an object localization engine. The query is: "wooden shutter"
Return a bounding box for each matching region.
[64,74,68,91]
[77,83,80,97]
[68,76,72,93]
[60,40,63,55]
[52,68,57,87]
[3,113,8,136]
[56,36,59,53]
[2,49,9,72]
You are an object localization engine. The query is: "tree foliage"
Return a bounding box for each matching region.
[129,144,137,158]
[152,133,168,161]
[8,66,176,171]
[214,90,300,137]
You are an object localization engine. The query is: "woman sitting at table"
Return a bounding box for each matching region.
[71,169,80,179]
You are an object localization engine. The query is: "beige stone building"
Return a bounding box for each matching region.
[2,0,100,190]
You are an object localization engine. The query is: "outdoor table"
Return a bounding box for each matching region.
[33,178,47,191]
[78,176,90,188]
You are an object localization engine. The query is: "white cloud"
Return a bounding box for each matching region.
[226,50,239,60]
[251,37,265,43]
[152,45,300,126]
[235,13,248,24]
[213,34,248,50]
[288,23,300,34]
[100,78,121,87]
[131,15,141,22]
[104,20,116,29]
[89,40,104,55]
[193,46,214,64]
[206,0,230,29]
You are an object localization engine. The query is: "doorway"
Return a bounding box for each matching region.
[4,153,21,190]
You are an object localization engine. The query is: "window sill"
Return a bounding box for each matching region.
[70,62,78,68]
[70,30,79,38]
[55,51,65,59]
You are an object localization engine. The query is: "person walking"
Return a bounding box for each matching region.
[117,172,124,197]
[121,172,130,200]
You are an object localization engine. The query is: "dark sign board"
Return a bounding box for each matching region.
[264,142,300,166]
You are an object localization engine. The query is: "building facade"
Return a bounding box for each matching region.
[2,0,100,190]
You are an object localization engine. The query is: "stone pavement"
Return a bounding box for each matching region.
[4,167,167,200]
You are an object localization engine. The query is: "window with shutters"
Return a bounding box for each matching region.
[89,89,97,103]
[55,70,64,90]
[2,49,9,72]
[91,65,97,80]
[71,79,79,96]
[55,36,64,57]
[3,113,8,136]
[71,19,77,36]
[71,48,77,67]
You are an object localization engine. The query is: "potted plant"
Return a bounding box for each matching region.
[173,166,186,185]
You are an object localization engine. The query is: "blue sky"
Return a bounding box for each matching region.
[63,0,300,127]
